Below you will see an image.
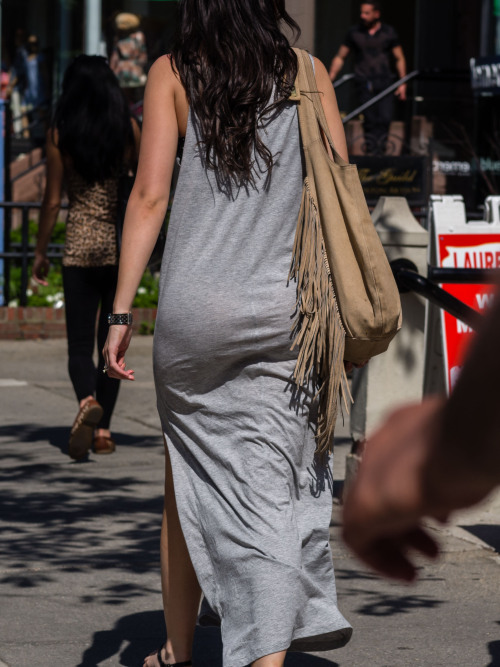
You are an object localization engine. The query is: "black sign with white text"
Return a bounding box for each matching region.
[350,156,430,205]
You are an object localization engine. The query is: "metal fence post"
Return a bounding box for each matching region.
[0,99,5,306]
[20,206,30,307]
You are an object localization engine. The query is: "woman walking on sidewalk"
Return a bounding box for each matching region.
[104,1,352,665]
[33,55,141,460]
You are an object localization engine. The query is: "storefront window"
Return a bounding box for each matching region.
[1,0,179,104]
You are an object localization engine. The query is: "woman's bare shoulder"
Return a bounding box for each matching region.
[143,55,188,137]
[148,54,183,90]
[311,56,330,84]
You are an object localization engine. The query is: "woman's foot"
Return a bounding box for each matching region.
[143,644,191,667]
[68,397,103,460]
[93,428,116,455]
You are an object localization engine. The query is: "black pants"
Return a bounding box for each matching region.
[357,78,394,155]
[63,265,120,430]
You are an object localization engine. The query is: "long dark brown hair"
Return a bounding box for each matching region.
[171,0,300,190]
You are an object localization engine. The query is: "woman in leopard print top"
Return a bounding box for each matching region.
[33,55,141,460]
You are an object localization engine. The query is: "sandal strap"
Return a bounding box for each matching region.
[156,646,192,667]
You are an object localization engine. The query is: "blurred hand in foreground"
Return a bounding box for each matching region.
[342,393,499,582]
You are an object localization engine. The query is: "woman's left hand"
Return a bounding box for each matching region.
[103,324,135,380]
[32,252,50,286]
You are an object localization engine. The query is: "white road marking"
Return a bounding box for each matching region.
[0,379,29,387]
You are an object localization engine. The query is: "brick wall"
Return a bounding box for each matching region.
[0,307,157,340]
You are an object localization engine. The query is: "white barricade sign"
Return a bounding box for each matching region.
[430,195,500,393]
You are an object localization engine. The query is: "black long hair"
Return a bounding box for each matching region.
[171,0,300,190]
[53,55,133,184]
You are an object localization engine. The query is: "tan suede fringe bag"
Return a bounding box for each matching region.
[289,48,402,454]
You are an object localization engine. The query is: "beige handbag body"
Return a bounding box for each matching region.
[289,48,402,453]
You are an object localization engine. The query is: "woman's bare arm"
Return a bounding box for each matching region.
[104,56,187,380]
[33,130,64,285]
[113,56,185,314]
[313,56,349,162]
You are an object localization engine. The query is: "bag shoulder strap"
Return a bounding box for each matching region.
[292,48,349,167]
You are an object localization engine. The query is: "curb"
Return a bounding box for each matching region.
[0,306,157,340]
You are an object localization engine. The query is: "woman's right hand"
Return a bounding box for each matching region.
[32,252,50,286]
[103,324,135,381]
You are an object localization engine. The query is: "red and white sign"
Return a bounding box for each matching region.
[437,233,500,393]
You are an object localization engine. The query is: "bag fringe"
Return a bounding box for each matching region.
[289,180,351,454]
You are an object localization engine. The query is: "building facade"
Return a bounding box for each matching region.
[2,0,500,206]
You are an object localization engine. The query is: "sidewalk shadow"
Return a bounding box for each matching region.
[77,614,339,666]
[0,431,165,586]
[76,610,164,666]
[461,524,500,553]
[487,639,500,667]
[0,423,162,457]
[0,423,69,454]
[335,569,444,617]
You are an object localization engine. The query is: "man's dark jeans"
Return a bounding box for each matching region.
[356,77,395,155]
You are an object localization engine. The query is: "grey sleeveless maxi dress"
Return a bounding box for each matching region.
[153,81,352,667]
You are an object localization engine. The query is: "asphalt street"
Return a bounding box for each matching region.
[0,336,499,667]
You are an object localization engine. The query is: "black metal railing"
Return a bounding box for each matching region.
[340,68,470,125]
[391,258,497,331]
[333,73,355,90]
[342,71,420,124]
[339,68,471,160]
[0,196,172,307]
[9,102,50,139]
[0,201,66,307]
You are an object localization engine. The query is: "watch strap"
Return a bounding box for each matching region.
[107,313,133,325]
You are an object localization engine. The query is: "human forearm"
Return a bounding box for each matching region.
[342,291,500,580]
[112,193,168,313]
[392,47,407,99]
[395,56,406,80]
[329,56,344,82]
[36,132,64,256]
[35,201,60,255]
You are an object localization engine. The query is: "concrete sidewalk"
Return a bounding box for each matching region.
[0,337,499,667]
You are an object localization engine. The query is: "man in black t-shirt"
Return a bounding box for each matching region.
[329,1,407,154]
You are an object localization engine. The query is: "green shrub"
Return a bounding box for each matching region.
[138,320,155,335]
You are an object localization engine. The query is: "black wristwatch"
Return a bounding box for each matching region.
[107,313,133,325]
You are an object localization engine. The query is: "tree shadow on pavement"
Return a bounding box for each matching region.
[78,615,339,667]
[0,427,165,589]
[0,423,162,456]
[353,590,442,616]
[335,568,444,617]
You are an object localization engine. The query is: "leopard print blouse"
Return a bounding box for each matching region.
[62,170,119,267]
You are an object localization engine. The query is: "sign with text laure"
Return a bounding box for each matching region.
[350,156,429,206]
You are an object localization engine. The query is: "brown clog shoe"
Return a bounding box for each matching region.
[93,435,116,455]
[68,399,103,461]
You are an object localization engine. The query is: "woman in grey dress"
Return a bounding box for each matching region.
[104,1,352,665]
